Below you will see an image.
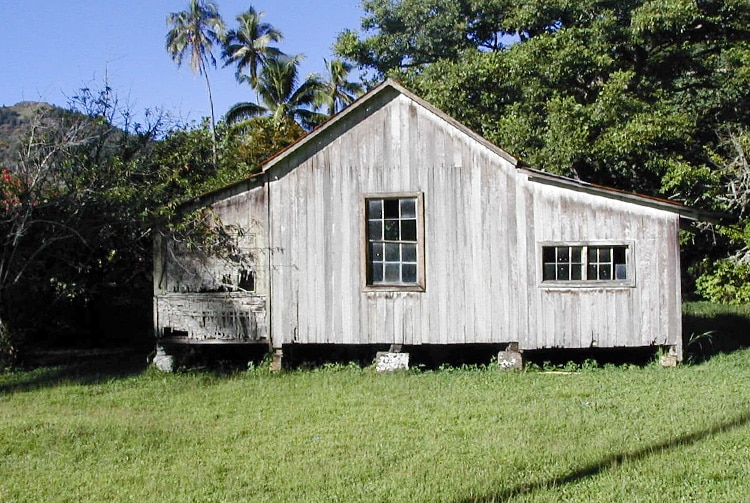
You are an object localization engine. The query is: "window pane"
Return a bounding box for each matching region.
[371,242,384,261]
[368,199,382,219]
[402,264,417,283]
[615,263,627,280]
[368,220,382,240]
[384,220,399,240]
[401,244,417,262]
[587,264,597,280]
[588,247,597,262]
[384,199,399,218]
[400,199,416,218]
[614,247,626,264]
[401,219,417,241]
[544,264,556,280]
[372,263,383,283]
[600,248,611,262]
[599,264,611,280]
[571,265,582,280]
[571,247,582,263]
[384,243,400,261]
[557,247,569,263]
[385,263,400,282]
[402,243,417,262]
[557,264,569,280]
[543,247,555,263]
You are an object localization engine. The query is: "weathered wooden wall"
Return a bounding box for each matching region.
[268,90,520,347]
[266,88,682,352]
[154,185,269,342]
[155,293,267,341]
[516,179,682,353]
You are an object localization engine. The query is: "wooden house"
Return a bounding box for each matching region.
[153,79,707,365]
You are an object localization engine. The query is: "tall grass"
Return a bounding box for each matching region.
[2,349,750,502]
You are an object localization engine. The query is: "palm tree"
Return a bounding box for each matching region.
[222,6,283,86]
[166,0,226,164]
[225,55,327,130]
[318,59,364,116]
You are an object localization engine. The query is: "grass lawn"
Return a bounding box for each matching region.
[2,344,750,502]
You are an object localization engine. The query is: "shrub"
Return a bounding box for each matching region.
[695,259,750,304]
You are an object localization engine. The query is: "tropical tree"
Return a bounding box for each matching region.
[222,6,284,86]
[225,54,326,130]
[317,58,364,115]
[166,0,226,165]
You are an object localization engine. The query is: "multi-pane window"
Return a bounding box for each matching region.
[587,246,627,281]
[366,196,420,286]
[542,244,629,282]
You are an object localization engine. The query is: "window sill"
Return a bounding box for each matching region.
[539,280,635,289]
[363,284,425,293]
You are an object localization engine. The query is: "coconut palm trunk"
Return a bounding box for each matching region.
[166,0,225,167]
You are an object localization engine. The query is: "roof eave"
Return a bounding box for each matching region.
[521,167,728,223]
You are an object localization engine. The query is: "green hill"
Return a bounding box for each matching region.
[0,101,58,168]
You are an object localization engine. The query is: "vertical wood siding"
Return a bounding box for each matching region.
[269,93,520,347]
[159,187,268,295]
[518,180,682,351]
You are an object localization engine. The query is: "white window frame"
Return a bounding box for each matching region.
[361,192,425,292]
[539,241,635,288]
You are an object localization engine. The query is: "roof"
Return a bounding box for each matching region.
[189,79,723,223]
[519,167,725,222]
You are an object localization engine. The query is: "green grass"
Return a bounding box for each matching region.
[3,349,750,502]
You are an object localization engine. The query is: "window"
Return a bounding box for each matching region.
[541,244,631,284]
[364,193,424,291]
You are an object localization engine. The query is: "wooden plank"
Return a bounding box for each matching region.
[155,293,267,342]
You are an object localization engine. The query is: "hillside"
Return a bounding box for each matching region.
[0,101,58,168]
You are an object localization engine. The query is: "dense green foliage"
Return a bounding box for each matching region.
[0,91,162,356]
[225,54,328,129]
[689,128,750,301]
[3,348,750,501]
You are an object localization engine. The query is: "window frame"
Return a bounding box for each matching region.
[361,192,426,292]
[539,241,635,288]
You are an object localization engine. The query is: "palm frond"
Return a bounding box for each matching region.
[224,102,266,124]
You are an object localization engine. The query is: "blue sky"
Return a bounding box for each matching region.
[1,0,365,124]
